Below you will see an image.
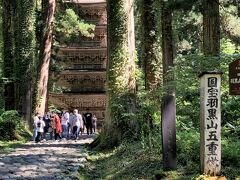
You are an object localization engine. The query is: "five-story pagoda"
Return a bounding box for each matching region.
[49,0,107,127]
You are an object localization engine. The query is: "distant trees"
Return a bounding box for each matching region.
[0,0,237,149]
[2,0,36,125]
[1,0,100,123]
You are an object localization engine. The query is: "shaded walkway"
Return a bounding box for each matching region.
[0,135,94,180]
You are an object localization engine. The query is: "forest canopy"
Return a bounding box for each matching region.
[0,0,239,179]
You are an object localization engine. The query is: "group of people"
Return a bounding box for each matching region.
[33,108,97,143]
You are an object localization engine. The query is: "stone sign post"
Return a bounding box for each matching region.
[199,72,222,176]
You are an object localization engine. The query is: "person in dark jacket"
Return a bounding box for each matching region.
[83,108,93,135]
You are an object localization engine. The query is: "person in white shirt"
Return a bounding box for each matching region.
[35,116,45,143]
[61,110,70,139]
[68,112,74,138]
[33,112,40,141]
[72,109,84,139]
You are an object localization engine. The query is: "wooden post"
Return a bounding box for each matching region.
[161,94,176,170]
[199,71,222,176]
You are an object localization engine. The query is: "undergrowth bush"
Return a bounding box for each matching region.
[221,138,240,179]
[222,137,240,167]
[176,126,200,171]
[0,110,30,141]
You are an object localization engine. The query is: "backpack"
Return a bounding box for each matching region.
[37,122,41,128]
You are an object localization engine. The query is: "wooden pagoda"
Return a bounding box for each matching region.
[49,0,107,126]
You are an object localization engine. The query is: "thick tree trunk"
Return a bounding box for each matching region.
[203,0,220,57]
[34,0,56,116]
[14,0,36,126]
[161,1,177,170]
[2,0,15,110]
[127,0,136,93]
[140,0,161,91]
[138,0,162,138]
[104,0,136,146]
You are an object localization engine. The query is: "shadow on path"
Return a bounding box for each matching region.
[0,134,94,180]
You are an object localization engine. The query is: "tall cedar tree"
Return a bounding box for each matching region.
[161,0,177,170]
[104,0,136,146]
[203,0,220,57]
[138,0,162,135]
[14,0,36,124]
[140,0,161,91]
[35,0,56,116]
[2,0,15,110]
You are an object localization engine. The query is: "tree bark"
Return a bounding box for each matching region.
[127,0,136,93]
[203,0,220,57]
[140,0,161,91]
[2,0,15,110]
[161,0,177,170]
[34,0,56,116]
[14,0,36,125]
[104,0,136,146]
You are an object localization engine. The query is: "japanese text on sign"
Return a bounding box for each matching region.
[206,77,220,166]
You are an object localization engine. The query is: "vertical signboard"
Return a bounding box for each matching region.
[229,59,240,95]
[199,72,222,176]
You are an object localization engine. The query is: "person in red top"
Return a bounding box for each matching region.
[52,112,62,140]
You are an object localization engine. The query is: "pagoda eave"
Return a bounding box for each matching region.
[58,47,107,51]
[63,0,106,4]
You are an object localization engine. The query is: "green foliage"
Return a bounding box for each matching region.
[107,0,129,95]
[14,0,36,112]
[136,0,162,90]
[2,1,15,110]
[173,9,202,55]
[168,0,199,11]
[0,110,31,141]
[154,170,182,180]
[174,50,240,127]
[0,141,25,154]
[102,0,138,147]
[135,88,162,149]
[0,2,3,77]
[109,93,139,141]
[1,110,21,124]
[176,126,200,172]
[48,104,61,114]
[222,96,240,127]
[222,137,240,167]
[89,129,240,179]
[172,44,240,179]
[221,3,240,46]
[81,141,162,179]
[55,8,95,44]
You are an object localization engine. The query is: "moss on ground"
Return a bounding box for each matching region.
[78,133,240,180]
[78,141,198,180]
[0,140,25,154]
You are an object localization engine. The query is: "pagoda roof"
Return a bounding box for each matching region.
[63,0,106,4]
[58,47,107,51]
[60,70,106,75]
